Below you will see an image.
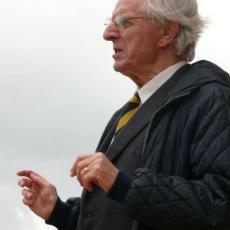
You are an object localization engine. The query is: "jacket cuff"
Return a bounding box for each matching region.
[46,197,73,229]
[107,171,132,204]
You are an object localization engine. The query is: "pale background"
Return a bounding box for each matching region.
[0,0,229,229]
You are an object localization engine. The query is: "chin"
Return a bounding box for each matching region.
[113,63,119,72]
[113,61,127,73]
[114,61,135,79]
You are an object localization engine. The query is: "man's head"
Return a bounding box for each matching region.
[103,0,205,86]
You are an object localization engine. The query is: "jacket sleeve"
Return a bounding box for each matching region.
[46,197,80,230]
[123,94,230,229]
[108,90,230,229]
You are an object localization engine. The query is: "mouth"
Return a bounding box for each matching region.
[114,47,123,54]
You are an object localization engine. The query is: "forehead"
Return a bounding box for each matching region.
[112,0,145,16]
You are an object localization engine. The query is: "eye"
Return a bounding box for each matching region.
[121,18,132,29]
[115,16,132,29]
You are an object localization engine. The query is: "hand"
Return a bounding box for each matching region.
[70,152,119,193]
[17,170,58,221]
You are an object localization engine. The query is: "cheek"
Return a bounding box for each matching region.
[135,36,161,61]
[127,42,156,64]
[127,34,152,53]
[121,29,160,63]
[125,40,143,60]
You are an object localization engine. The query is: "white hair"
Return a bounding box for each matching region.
[141,0,206,61]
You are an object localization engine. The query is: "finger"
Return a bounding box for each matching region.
[70,154,94,177]
[29,172,49,188]
[18,178,33,188]
[17,170,33,177]
[76,154,104,185]
[22,197,34,207]
[82,170,96,192]
[17,170,44,178]
[17,170,43,180]
[76,154,100,177]
[78,166,90,186]
[17,170,48,188]
[22,189,34,201]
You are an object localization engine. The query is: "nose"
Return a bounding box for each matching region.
[103,24,120,41]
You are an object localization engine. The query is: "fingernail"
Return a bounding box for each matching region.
[19,181,24,187]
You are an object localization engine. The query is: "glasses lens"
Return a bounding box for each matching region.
[104,16,129,30]
[115,16,125,29]
[104,18,112,26]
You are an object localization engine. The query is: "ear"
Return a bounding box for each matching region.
[158,21,180,48]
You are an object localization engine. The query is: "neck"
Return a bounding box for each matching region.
[131,54,184,87]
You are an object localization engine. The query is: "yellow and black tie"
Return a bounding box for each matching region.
[115,93,140,134]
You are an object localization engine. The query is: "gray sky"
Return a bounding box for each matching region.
[0,0,229,229]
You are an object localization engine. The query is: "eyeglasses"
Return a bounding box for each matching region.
[104,15,145,30]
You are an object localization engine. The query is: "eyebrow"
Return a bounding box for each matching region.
[112,14,141,20]
[112,8,141,19]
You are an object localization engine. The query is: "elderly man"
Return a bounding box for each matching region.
[18,0,230,229]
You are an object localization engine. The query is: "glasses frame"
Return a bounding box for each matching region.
[104,15,145,30]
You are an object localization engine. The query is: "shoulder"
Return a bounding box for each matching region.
[179,60,230,110]
[196,81,230,104]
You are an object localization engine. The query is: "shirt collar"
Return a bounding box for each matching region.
[138,61,187,104]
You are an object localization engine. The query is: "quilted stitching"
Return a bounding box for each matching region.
[125,83,230,228]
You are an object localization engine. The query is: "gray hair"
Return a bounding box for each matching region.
[141,0,206,61]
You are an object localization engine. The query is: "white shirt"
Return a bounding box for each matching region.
[138,61,187,104]
[110,61,187,143]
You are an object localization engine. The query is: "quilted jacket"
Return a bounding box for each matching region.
[47,60,230,230]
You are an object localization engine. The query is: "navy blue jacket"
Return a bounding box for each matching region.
[47,61,230,230]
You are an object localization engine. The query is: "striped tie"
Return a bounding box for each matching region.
[115,93,140,134]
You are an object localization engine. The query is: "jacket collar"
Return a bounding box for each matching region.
[103,60,230,162]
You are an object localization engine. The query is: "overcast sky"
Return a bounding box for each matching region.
[0,0,230,229]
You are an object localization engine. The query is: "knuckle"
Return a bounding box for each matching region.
[97,157,103,164]
[23,198,31,206]
[80,169,85,176]
[83,174,88,181]
[46,183,52,190]
[49,184,54,189]
[49,184,56,191]
[18,180,22,186]
[94,164,100,171]
[96,173,101,181]
[78,161,84,169]
[94,165,102,174]
[98,152,104,158]
[76,156,83,164]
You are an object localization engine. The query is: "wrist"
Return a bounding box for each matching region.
[107,171,132,204]
[44,195,58,221]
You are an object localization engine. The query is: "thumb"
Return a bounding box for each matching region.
[30,172,48,188]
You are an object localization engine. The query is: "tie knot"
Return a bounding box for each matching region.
[129,92,140,105]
